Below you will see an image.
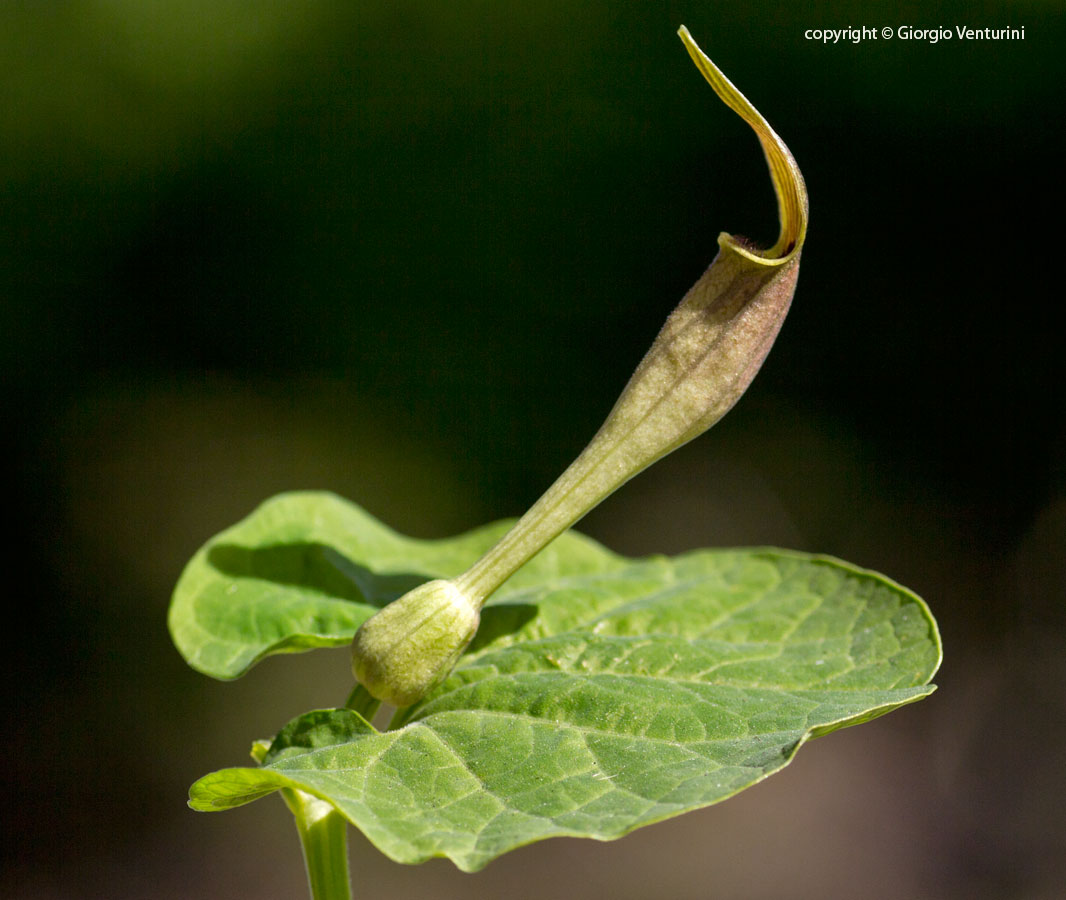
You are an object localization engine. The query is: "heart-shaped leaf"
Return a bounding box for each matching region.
[168,492,625,679]
[186,515,940,872]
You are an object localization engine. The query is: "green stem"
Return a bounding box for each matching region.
[344,682,382,724]
[284,788,353,900]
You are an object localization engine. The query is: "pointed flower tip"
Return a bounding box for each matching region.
[677,25,808,264]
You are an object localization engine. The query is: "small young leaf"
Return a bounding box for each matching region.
[190,548,940,872]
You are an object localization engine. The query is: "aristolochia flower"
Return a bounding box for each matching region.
[352,26,809,707]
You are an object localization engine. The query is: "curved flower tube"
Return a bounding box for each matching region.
[352,27,809,707]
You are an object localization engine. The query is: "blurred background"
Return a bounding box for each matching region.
[4,1,1064,897]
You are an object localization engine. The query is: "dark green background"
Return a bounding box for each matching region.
[5,2,1064,898]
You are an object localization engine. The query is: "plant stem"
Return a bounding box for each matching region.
[344,682,382,724]
[284,788,353,900]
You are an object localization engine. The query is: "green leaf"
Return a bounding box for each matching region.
[168,491,624,679]
[189,543,940,872]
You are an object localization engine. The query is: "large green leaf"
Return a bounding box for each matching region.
[168,491,624,679]
[187,524,941,872]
